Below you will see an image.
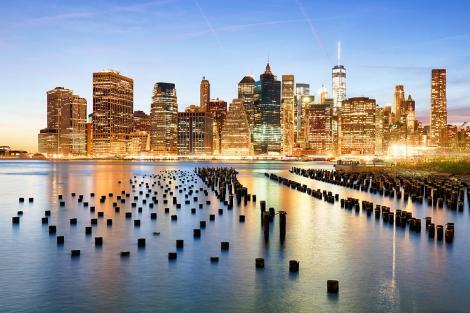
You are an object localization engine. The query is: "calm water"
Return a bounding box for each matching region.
[0,160,469,313]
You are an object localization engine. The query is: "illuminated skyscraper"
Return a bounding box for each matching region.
[133,111,151,132]
[92,70,133,156]
[221,99,252,155]
[339,97,377,155]
[296,94,315,150]
[430,69,447,146]
[394,85,405,123]
[304,103,333,155]
[332,41,346,109]
[294,83,310,145]
[200,77,210,111]
[281,75,295,155]
[253,63,281,154]
[238,75,256,133]
[206,98,227,155]
[178,108,213,155]
[38,87,87,156]
[150,82,178,154]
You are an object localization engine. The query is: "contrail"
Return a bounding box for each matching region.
[295,0,331,62]
[193,0,223,50]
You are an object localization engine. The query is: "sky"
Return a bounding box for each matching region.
[1,0,469,152]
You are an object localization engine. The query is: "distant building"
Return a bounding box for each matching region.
[221,99,252,156]
[430,69,447,146]
[200,77,210,111]
[92,70,133,156]
[38,87,87,156]
[339,97,377,155]
[206,98,227,155]
[150,82,178,155]
[253,63,281,154]
[281,75,295,155]
[177,110,213,155]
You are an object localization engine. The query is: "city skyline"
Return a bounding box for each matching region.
[1,0,470,151]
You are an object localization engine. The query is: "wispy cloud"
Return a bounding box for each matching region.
[113,0,180,13]
[193,0,223,49]
[295,0,331,62]
[20,11,96,26]
[359,65,434,71]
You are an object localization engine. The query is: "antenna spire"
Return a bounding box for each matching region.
[337,41,341,66]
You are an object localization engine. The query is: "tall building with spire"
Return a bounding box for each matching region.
[92,70,133,156]
[200,77,210,111]
[332,41,346,109]
[221,99,253,155]
[430,69,447,146]
[253,63,281,154]
[150,82,178,154]
[281,75,295,155]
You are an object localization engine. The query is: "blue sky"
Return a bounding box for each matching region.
[1,0,469,151]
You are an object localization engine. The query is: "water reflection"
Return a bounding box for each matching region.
[0,160,469,313]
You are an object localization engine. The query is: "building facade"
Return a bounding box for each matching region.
[339,97,377,155]
[92,70,133,156]
[38,87,87,156]
[430,69,447,146]
[200,77,210,111]
[304,103,333,155]
[238,75,256,135]
[206,98,227,155]
[221,99,252,156]
[253,63,281,154]
[150,82,178,154]
[281,75,295,155]
[177,110,213,155]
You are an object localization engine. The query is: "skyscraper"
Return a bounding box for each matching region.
[339,97,377,155]
[200,77,210,111]
[281,75,295,155]
[150,82,178,154]
[177,108,213,155]
[92,70,133,156]
[253,63,281,154]
[430,69,447,146]
[304,103,333,155]
[38,87,87,156]
[294,83,310,145]
[221,99,252,156]
[332,41,346,109]
[238,75,256,134]
[206,98,227,155]
[394,85,405,123]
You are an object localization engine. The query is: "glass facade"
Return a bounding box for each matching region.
[253,63,281,155]
[150,82,178,154]
[221,99,252,155]
[92,70,133,156]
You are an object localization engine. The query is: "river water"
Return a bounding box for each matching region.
[0,160,469,313]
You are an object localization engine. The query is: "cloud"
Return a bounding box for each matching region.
[193,0,223,50]
[113,0,180,13]
[295,0,331,62]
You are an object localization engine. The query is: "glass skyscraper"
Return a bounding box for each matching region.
[253,63,281,154]
[150,82,178,154]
